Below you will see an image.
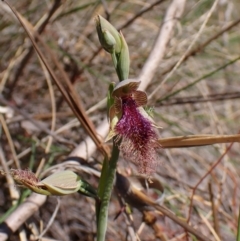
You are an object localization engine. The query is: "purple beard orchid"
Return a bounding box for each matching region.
[106,79,160,175]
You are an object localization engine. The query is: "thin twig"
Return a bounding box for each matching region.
[132,183,211,241]
[208,183,221,238]
[139,0,186,91]
[157,55,240,103]
[187,141,235,223]
[35,56,57,178]
[158,91,240,106]
[118,0,167,30]
[37,197,61,239]
[0,145,19,201]
[0,114,20,169]
[198,210,221,241]
[149,0,220,99]
[0,95,74,147]
[2,1,108,157]
[0,193,47,241]
[156,16,240,82]
[6,0,62,98]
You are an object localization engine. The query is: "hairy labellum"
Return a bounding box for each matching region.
[115,97,159,174]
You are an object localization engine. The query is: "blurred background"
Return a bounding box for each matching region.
[0,0,240,240]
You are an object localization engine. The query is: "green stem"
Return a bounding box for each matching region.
[97,139,119,241]
[237,205,240,241]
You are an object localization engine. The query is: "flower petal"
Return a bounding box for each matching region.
[114,97,122,114]
[132,90,148,107]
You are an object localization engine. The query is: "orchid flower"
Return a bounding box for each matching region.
[106,79,160,175]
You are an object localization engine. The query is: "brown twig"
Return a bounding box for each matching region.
[149,0,220,99]
[187,141,235,223]
[225,168,238,221]
[142,211,168,241]
[118,0,167,30]
[116,172,211,241]
[0,114,20,169]
[139,0,186,91]
[149,16,240,92]
[6,0,62,98]
[158,91,240,106]
[0,94,75,147]
[158,134,240,148]
[2,0,109,158]
[0,193,47,241]
[0,145,19,203]
[208,182,221,239]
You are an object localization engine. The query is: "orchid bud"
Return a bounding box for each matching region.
[39,170,84,196]
[101,30,116,54]
[95,15,121,54]
[8,169,97,198]
[95,15,130,82]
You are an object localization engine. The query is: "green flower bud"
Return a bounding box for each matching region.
[95,15,122,54]
[102,30,116,54]
[8,169,98,198]
[39,170,82,195]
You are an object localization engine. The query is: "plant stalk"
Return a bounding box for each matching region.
[97,139,119,241]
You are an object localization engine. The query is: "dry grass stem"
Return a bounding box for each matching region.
[149,0,220,99]
[139,0,186,91]
[0,0,240,240]
[159,134,240,148]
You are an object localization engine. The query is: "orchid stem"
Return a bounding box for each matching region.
[97,138,120,241]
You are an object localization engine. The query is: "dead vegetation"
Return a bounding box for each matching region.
[0,0,240,240]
